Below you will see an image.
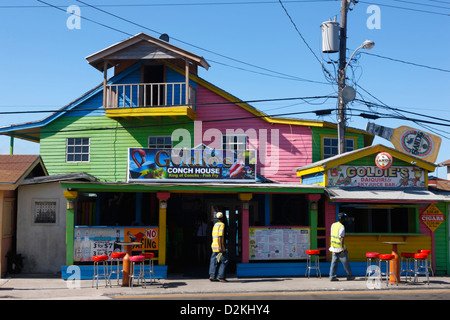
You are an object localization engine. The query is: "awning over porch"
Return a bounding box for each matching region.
[60,181,324,194]
[326,187,447,202]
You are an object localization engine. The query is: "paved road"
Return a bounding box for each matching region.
[115,288,450,300]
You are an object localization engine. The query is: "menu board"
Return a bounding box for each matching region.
[249,227,310,260]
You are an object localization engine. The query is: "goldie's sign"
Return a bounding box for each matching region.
[328,165,425,188]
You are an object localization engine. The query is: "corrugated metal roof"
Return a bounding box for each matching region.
[21,172,98,185]
[326,187,446,202]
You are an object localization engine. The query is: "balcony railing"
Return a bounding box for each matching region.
[104,83,196,109]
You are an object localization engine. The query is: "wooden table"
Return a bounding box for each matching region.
[116,242,142,286]
[383,242,407,284]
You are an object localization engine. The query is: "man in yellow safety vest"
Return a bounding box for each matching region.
[209,211,229,282]
[329,212,354,281]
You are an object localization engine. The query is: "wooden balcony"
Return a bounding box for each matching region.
[103,82,196,119]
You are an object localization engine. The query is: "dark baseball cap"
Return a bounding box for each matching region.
[338,212,347,219]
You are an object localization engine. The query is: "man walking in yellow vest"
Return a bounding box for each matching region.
[209,212,229,282]
[329,212,355,281]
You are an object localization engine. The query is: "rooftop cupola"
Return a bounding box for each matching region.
[85,33,210,119]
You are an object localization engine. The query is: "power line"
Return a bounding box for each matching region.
[277,0,323,65]
[2,1,337,9]
[0,107,339,136]
[0,95,337,115]
[359,1,450,16]
[72,0,329,85]
[394,0,450,10]
[361,52,450,73]
[350,107,450,128]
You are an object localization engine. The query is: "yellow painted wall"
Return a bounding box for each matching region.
[343,235,431,262]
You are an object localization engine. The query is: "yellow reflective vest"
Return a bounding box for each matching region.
[211,222,225,252]
[330,222,345,250]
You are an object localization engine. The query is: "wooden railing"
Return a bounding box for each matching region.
[104,83,196,109]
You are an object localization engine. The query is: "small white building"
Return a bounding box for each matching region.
[17,173,97,274]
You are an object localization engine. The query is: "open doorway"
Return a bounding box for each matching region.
[165,194,243,277]
[142,64,165,106]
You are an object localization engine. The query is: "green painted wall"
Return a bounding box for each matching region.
[434,202,449,275]
[40,115,194,182]
[310,127,366,162]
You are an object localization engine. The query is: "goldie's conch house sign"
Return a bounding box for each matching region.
[420,204,446,232]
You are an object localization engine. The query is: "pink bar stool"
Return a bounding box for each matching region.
[141,252,156,285]
[419,249,434,276]
[109,251,126,286]
[129,255,146,288]
[92,255,110,289]
[414,253,430,284]
[378,254,398,286]
[305,249,321,278]
[365,252,380,279]
[400,252,415,282]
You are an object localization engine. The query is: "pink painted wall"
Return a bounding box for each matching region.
[195,85,312,183]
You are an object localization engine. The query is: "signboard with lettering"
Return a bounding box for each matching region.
[366,123,441,163]
[249,227,310,260]
[420,204,446,232]
[73,226,158,262]
[327,165,425,188]
[128,148,256,182]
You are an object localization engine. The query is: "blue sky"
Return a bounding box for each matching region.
[1,0,449,177]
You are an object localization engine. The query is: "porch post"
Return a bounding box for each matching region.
[239,193,252,263]
[306,194,321,250]
[185,59,190,106]
[63,190,78,266]
[157,192,170,266]
[102,61,107,108]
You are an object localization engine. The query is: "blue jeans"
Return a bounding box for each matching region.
[209,252,229,279]
[329,250,353,279]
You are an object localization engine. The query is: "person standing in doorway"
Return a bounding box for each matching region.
[209,212,229,282]
[329,212,355,281]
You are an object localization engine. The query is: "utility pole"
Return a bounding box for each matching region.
[337,0,350,154]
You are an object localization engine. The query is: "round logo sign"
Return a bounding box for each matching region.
[400,129,433,157]
[375,152,393,170]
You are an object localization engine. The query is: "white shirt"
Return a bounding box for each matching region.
[329,223,345,253]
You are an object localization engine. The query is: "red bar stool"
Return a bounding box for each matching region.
[141,252,156,285]
[365,252,380,279]
[92,255,110,289]
[419,249,434,276]
[414,253,430,284]
[109,251,126,286]
[129,255,146,288]
[305,249,321,278]
[400,252,415,282]
[378,254,398,286]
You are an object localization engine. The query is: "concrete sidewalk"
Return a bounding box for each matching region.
[0,274,449,300]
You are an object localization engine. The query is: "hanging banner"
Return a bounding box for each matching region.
[366,123,441,163]
[127,148,256,182]
[328,165,425,187]
[420,204,446,232]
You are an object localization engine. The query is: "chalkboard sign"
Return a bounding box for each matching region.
[249,227,310,260]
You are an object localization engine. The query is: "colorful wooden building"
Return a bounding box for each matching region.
[0,33,381,278]
[296,144,450,275]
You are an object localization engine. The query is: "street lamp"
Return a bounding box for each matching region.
[344,40,375,72]
[337,39,375,154]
